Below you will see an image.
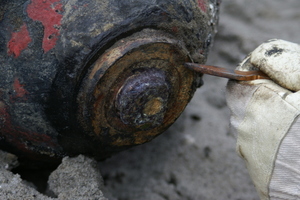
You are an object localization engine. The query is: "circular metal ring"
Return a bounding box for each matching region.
[77,30,197,148]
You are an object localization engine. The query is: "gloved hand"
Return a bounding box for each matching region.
[226,39,300,200]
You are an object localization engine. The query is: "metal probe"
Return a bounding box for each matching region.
[184,63,271,81]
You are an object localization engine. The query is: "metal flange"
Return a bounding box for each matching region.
[77,30,197,149]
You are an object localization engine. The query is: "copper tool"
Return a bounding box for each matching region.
[184,63,271,81]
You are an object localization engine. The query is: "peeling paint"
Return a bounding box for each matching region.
[27,0,63,52]
[7,24,32,58]
[13,78,29,99]
[197,0,207,12]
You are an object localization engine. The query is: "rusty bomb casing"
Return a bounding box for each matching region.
[0,0,220,167]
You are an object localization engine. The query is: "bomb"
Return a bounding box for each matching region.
[0,0,220,167]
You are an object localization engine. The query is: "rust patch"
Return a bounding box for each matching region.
[143,97,164,116]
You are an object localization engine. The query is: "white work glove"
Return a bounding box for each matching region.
[226,39,300,200]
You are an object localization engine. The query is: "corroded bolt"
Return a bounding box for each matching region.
[115,68,171,129]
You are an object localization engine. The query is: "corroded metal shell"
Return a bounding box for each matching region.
[0,0,220,167]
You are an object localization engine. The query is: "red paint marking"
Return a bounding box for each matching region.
[7,24,32,58]
[27,0,63,52]
[197,0,207,12]
[0,103,58,159]
[13,78,29,98]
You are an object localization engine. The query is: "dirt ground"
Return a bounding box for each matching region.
[1,0,300,199]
